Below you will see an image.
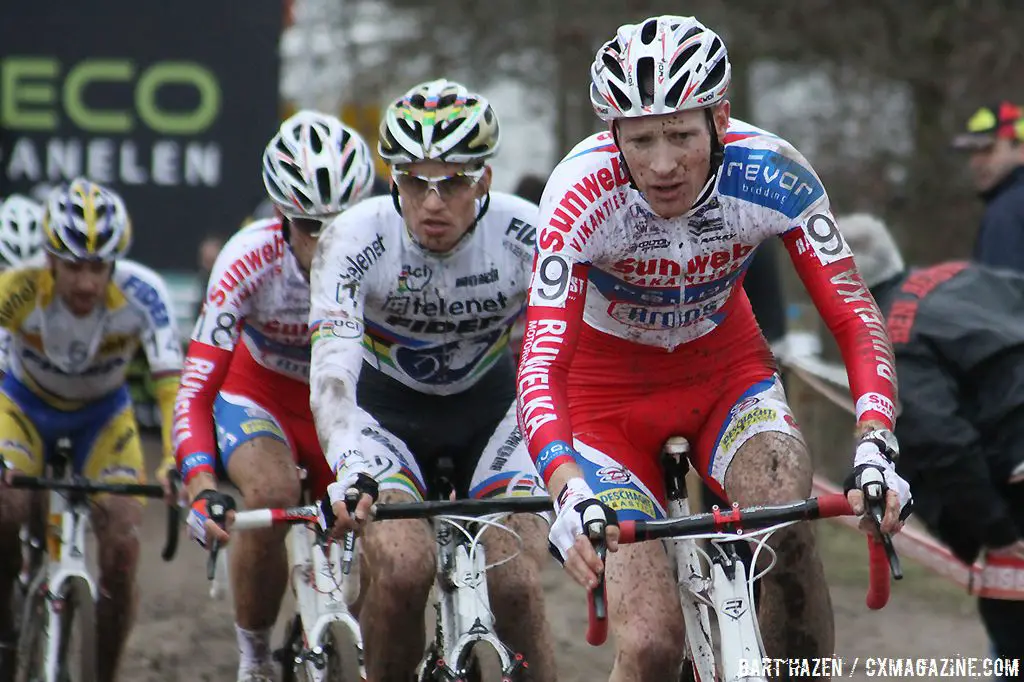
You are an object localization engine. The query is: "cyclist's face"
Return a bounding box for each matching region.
[968,139,1024,193]
[393,160,491,253]
[285,216,332,280]
[49,255,113,317]
[616,102,730,219]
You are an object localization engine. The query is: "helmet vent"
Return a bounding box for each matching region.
[640,19,658,45]
[637,56,655,107]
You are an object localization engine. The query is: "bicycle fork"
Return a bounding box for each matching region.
[283,525,366,681]
[662,443,716,682]
[423,523,525,682]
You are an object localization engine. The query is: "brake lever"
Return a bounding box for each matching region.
[585,518,606,647]
[862,475,903,581]
[205,501,230,581]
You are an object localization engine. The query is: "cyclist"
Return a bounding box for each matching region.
[0,178,182,682]
[515,15,912,679]
[311,79,556,682]
[0,195,45,270]
[0,195,45,377]
[173,110,375,682]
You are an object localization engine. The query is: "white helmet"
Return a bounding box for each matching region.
[378,79,500,165]
[0,195,44,268]
[590,16,731,121]
[262,110,376,219]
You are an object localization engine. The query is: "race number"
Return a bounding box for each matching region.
[529,254,571,307]
[803,213,852,265]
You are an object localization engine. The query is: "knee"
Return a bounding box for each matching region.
[240,471,301,510]
[99,529,140,592]
[615,618,685,677]
[366,524,434,597]
[0,488,32,532]
[725,432,812,504]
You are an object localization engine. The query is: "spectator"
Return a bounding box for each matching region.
[510,173,547,364]
[840,212,1024,668]
[194,233,227,320]
[743,240,788,345]
[952,101,1024,271]
[513,173,546,205]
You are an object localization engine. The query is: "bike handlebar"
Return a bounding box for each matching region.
[6,469,182,562]
[584,492,899,646]
[229,495,553,532]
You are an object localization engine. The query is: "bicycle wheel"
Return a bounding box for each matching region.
[287,621,363,682]
[15,576,96,682]
[322,622,362,682]
[14,574,48,682]
[458,642,509,682]
[56,578,96,682]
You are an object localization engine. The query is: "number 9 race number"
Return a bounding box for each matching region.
[805,213,850,264]
[529,254,571,307]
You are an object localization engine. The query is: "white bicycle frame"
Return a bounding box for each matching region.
[19,485,98,682]
[420,513,526,680]
[662,437,794,682]
[228,504,532,682]
[225,511,367,681]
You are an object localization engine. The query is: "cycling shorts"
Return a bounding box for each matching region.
[566,315,803,521]
[215,358,332,498]
[357,354,544,501]
[0,374,144,486]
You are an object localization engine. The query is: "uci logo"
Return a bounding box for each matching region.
[397,264,432,292]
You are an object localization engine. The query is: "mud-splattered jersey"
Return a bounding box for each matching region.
[308,192,537,470]
[517,119,898,483]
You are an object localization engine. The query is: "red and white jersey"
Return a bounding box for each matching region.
[173,219,312,481]
[517,119,898,480]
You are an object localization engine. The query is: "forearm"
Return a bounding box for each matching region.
[186,470,219,502]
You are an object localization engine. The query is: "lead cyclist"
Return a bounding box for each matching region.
[310,79,556,682]
[516,15,913,680]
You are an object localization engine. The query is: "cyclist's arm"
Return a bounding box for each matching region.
[129,269,185,473]
[172,251,249,496]
[892,350,1017,551]
[308,220,373,474]
[516,248,590,498]
[0,327,10,378]
[775,172,897,434]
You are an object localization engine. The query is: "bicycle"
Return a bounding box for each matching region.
[1,436,181,682]
[220,473,552,682]
[583,437,899,682]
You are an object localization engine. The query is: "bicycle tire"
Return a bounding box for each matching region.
[57,578,97,682]
[14,573,47,682]
[323,621,362,682]
[284,620,363,682]
[277,615,302,682]
[458,642,509,682]
[15,576,96,682]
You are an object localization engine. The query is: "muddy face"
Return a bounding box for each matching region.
[616,102,730,219]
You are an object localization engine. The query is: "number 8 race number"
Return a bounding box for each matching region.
[530,254,571,307]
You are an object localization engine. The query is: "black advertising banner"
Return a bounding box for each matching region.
[0,2,282,269]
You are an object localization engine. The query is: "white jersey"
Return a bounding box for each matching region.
[309,192,537,465]
[192,219,312,381]
[0,259,183,407]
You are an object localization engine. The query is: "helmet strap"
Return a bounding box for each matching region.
[610,122,639,191]
[706,107,725,179]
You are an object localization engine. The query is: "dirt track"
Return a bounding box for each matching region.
[122,436,990,682]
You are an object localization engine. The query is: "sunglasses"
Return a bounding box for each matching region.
[288,215,335,237]
[391,167,485,201]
